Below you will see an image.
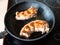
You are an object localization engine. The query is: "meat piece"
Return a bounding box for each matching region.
[20,20,49,38]
[15,6,38,20]
[34,20,49,34]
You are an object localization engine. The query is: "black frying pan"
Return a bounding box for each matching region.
[0,0,55,41]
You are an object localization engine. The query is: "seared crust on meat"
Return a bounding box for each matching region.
[15,6,38,20]
[20,20,49,38]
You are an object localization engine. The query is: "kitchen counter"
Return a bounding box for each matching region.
[0,0,8,45]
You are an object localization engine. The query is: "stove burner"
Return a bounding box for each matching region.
[54,34,60,41]
[44,0,60,8]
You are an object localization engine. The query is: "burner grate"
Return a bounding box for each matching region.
[44,0,60,8]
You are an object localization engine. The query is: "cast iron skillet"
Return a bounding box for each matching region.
[1,0,55,41]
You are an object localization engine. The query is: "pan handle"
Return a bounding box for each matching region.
[0,31,8,39]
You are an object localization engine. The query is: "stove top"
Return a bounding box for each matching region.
[3,33,60,45]
[3,0,60,45]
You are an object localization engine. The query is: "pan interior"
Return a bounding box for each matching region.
[5,1,55,40]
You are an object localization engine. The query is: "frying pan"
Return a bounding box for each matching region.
[0,0,55,41]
